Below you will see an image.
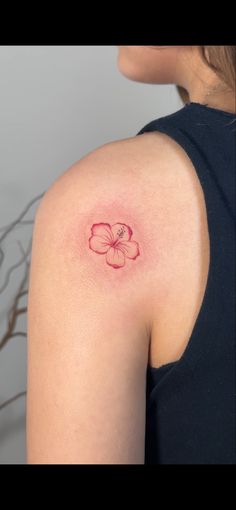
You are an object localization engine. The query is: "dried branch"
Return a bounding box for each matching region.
[0,193,45,414]
[0,192,44,248]
[9,333,27,339]
[0,391,26,412]
[0,246,4,266]
[19,220,34,225]
[14,307,27,316]
[0,220,34,232]
[0,239,32,295]
[0,261,29,351]
[18,290,28,300]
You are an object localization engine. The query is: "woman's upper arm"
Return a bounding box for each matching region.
[26,138,161,464]
[26,133,189,463]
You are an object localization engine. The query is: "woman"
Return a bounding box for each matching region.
[27,46,236,464]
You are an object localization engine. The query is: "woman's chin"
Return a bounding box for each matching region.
[117,55,150,83]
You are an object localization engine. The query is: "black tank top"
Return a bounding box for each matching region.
[136,102,236,464]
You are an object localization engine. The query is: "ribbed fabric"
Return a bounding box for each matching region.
[136,102,236,464]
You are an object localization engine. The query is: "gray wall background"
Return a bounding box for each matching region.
[0,45,181,463]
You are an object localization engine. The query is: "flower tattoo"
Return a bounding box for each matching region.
[88,223,140,269]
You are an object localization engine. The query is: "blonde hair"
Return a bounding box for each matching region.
[177,46,236,105]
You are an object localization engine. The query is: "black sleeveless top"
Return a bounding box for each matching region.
[136,102,236,464]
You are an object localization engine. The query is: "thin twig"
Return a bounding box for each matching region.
[17,239,31,260]
[7,308,27,326]
[0,220,34,232]
[0,192,44,247]
[15,307,27,316]
[0,238,32,294]
[0,195,41,414]
[0,262,29,351]
[0,246,4,266]
[0,391,26,411]
[9,332,27,339]
[18,290,28,300]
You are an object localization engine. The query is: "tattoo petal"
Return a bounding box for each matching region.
[89,235,111,254]
[117,240,140,259]
[111,223,133,242]
[91,223,113,243]
[106,247,125,268]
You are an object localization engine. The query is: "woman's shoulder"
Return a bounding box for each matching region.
[35,129,202,309]
[31,129,208,369]
[39,130,193,210]
[36,129,202,285]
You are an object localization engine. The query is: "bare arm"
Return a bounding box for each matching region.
[26,133,190,463]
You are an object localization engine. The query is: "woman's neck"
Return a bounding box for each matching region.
[177,47,236,115]
[189,87,236,114]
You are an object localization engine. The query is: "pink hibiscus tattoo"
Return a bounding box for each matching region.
[89,223,140,269]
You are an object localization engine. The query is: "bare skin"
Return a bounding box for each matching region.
[27,46,235,463]
[117,46,236,113]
